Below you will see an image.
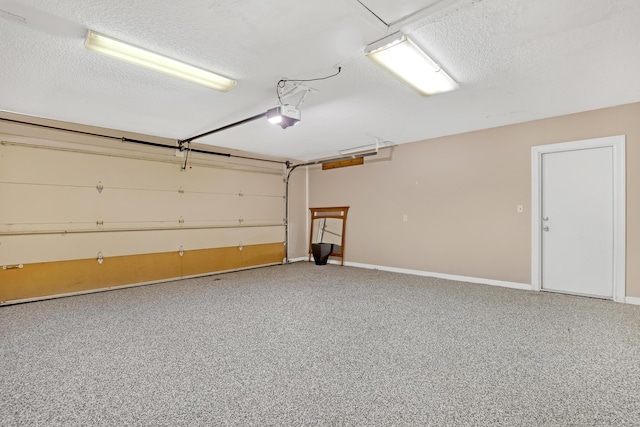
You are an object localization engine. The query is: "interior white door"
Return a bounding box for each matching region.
[541,147,613,298]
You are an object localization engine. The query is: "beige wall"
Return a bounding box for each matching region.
[307,102,640,298]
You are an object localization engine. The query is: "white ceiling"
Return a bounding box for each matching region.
[1,0,640,160]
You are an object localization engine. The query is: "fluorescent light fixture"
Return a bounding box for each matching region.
[365,32,457,96]
[266,105,301,129]
[340,139,395,156]
[340,145,378,156]
[85,30,236,91]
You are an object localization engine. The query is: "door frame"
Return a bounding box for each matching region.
[531,135,626,301]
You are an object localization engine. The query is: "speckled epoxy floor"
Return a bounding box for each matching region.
[1,262,639,426]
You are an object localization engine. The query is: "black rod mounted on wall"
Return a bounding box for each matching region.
[0,117,286,165]
[1,117,124,142]
[122,137,230,158]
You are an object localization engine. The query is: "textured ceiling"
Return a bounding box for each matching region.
[1,0,640,160]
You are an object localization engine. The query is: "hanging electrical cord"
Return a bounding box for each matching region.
[178,67,344,145]
[276,67,342,105]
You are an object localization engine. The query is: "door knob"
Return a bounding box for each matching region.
[543,226,550,231]
[542,216,549,221]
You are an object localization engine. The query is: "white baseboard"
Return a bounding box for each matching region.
[325,260,640,305]
[287,257,309,263]
[325,260,531,291]
[625,296,640,306]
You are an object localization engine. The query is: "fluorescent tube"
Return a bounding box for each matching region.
[365,32,457,96]
[85,30,236,91]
